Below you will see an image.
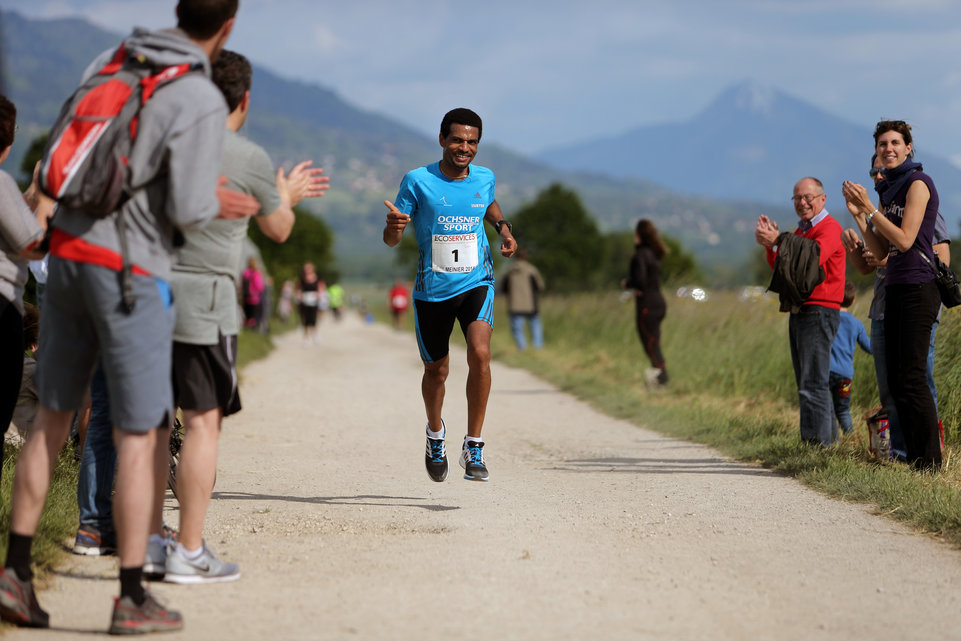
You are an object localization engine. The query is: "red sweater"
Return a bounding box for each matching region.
[766,213,845,310]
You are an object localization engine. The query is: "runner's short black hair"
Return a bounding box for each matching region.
[440,108,482,141]
[212,49,251,112]
[177,0,238,40]
[0,94,14,150]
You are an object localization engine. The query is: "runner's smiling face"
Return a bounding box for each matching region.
[439,124,479,178]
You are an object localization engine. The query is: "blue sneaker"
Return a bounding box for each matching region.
[424,422,448,482]
[73,524,116,556]
[459,439,489,481]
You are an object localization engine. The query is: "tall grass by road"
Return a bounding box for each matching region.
[487,288,961,546]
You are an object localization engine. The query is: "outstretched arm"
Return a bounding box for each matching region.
[256,162,330,243]
[383,200,410,247]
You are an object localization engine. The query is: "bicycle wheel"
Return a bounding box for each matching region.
[167,416,184,500]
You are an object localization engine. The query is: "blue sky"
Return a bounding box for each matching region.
[5,0,961,166]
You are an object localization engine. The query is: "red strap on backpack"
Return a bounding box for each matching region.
[129,63,194,141]
[99,44,129,75]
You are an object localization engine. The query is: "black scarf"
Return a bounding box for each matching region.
[875,159,923,207]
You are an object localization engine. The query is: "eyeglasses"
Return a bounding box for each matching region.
[869,168,881,179]
[790,193,825,204]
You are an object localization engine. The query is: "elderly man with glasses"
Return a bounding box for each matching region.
[754,177,846,445]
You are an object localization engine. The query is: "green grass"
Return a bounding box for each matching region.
[0,444,80,577]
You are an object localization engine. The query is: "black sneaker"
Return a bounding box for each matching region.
[73,524,117,556]
[424,423,448,482]
[108,591,183,635]
[459,439,489,481]
[0,568,49,628]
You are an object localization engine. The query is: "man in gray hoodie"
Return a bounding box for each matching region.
[0,1,258,634]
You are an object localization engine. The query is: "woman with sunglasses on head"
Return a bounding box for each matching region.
[842,120,942,470]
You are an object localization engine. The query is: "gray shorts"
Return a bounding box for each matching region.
[37,257,175,432]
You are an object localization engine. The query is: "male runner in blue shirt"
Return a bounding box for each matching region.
[383,108,516,482]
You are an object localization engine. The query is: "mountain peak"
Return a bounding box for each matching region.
[732,81,777,116]
[710,80,782,118]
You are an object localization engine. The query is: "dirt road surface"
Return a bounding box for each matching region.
[8,313,961,640]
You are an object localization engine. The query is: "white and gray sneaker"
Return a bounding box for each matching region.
[164,542,240,584]
[459,439,489,481]
[143,537,168,581]
[424,421,449,482]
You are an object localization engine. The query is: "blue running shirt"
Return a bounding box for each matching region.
[393,162,496,302]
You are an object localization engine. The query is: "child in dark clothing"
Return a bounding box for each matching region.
[829,282,871,435]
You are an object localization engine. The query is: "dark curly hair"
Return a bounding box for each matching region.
[212,49,251,112]
[440,108,482,141]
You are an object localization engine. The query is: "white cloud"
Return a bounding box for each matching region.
[310,23,341,54]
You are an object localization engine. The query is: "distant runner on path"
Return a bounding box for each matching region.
[383,107,516,482]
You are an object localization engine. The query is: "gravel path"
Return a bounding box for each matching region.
[8,312,961,639]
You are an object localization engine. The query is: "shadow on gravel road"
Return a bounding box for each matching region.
[211,492,460,512]
[552,458,772,476]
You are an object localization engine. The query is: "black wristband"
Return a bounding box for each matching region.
[495,220,512,235]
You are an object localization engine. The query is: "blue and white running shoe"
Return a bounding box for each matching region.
[459,439,489,481]
[425,422,448,482]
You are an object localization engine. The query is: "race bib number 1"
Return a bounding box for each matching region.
[432,233,478,273]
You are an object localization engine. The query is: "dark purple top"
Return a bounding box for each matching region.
[884,170,939,286]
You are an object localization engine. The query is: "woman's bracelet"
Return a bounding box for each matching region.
[866,208,878,222]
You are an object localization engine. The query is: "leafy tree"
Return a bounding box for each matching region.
[601,230,635,289]
[249,207,338,284]
[661,236,703,283]
[511,183,606,292]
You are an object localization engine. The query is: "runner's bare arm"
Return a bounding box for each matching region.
[485,200,516,257]
[383,200,410,247]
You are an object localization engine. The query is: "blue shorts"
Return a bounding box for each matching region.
[36,257,175,432]
[413,285,494,363]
